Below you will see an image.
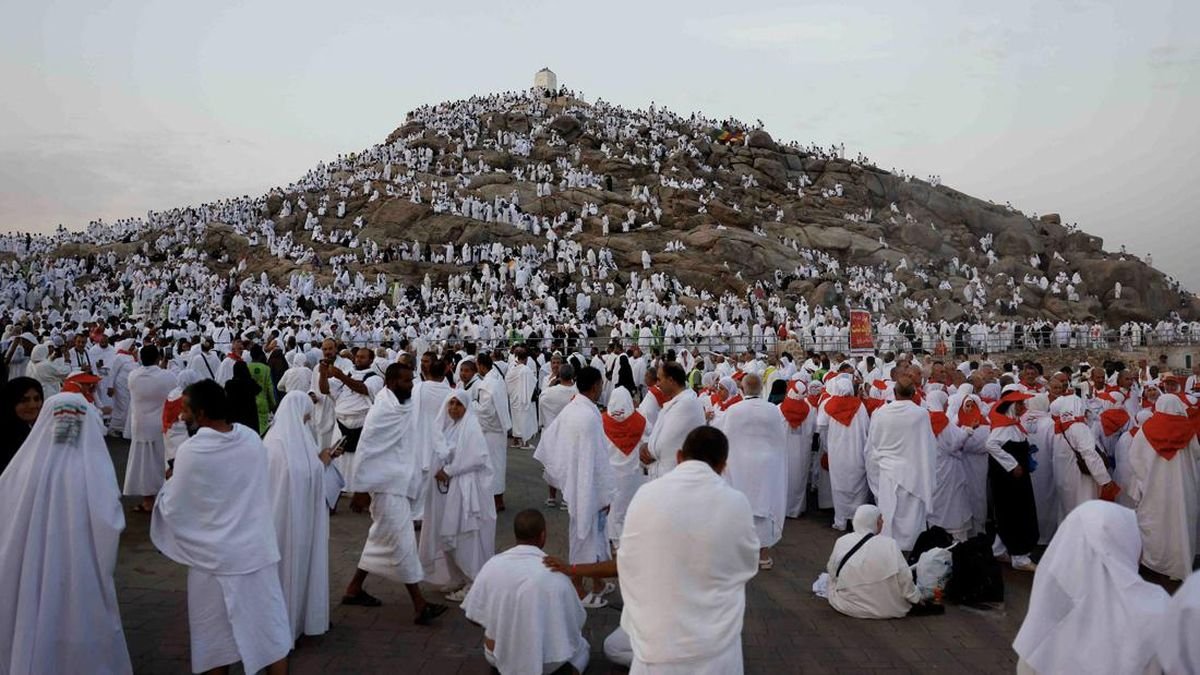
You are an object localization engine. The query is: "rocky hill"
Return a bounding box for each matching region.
[40,90,1200,326]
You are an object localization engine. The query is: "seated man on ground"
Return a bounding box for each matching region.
[462,509,590,675]
[826,504,922,619]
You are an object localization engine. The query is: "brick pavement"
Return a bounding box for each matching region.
[111,439,1031,674]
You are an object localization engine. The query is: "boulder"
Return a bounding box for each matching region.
[898,221,941,252]
[994,228,1044,256]
[549,115,583,143]
[752,157,787,186]
[746,130,777,151]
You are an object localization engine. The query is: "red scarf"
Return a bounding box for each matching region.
[603,411,647,455]
[780,396,810,429]
[929,411,949,437]
[718,394,743,411]
[62,381,95,402]
[864,397,886,416]
[1141,412,1195,460]
[1189,406,1200,436]
[957,405,985,429]
[649,385,668,407]
[1053,416,1083,436]
[989,410,1027,434]
[823,396,862,427]
[162,396,184,433]
[228,352,243,362]
[806,394,821,408]
[1100,408,1131,437]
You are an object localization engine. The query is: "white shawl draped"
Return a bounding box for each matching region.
[0,393,131,675]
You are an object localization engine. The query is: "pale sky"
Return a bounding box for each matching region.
[2,0,1197,289]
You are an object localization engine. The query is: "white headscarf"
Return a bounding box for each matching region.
[428,389,493,542]
[433,389,490,476]
[29,344,49,363]
[0,393,130,673]
[925,389,949,413]
[852,504,882,534]
[826,373,854,397]
[606,386,636,422]
[948,393,982,426]
[264,392,317,461]
[718,376,738,397]
[1013,501,1169,675]
[1155,392,1189,417]
[1049,394,1085,421]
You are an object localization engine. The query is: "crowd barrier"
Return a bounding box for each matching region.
[312,330,1197,358]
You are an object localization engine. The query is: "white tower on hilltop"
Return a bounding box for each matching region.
[534,67,557,93]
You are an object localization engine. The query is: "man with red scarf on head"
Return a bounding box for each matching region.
[1126,393,1200,580]
[985,385,1040,571]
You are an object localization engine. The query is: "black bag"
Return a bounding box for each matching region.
[946,534,1005,607]
[908,526,954,565]
[336,420,364,453]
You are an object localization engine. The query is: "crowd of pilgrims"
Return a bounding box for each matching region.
[1,314,1198,673]
[1,88,1198,673]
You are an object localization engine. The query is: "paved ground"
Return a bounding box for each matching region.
[112,439,1033,674]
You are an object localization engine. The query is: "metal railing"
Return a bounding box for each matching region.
[307,329,1199,357]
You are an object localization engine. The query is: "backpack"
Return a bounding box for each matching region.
[946,534,1005,607]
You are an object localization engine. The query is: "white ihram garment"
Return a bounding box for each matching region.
[419,389,496,586]
[151,424,291,674]
[619,461,759,673]
[643,389,705,480]
[866,400,936,551]
[717,397,789,548]
[410,378,452,521]
[353,387,424,584]
[1013,501,1169,675]
[505,361,538,441]
[1125,395,1200,581]
[817,379,871,529]
[124,364,176,496]
[462,545,589,675]
[263,392,330,641]
[0,393,131,675]
[537,394,614,564]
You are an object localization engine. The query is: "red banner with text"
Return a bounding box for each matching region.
[849,309,874,355]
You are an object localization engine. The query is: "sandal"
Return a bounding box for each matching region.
[131,503,152,514]
[340,590,382,607]
[597,581,617,597]
[414,603,448,625]
[758,558,774,570]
